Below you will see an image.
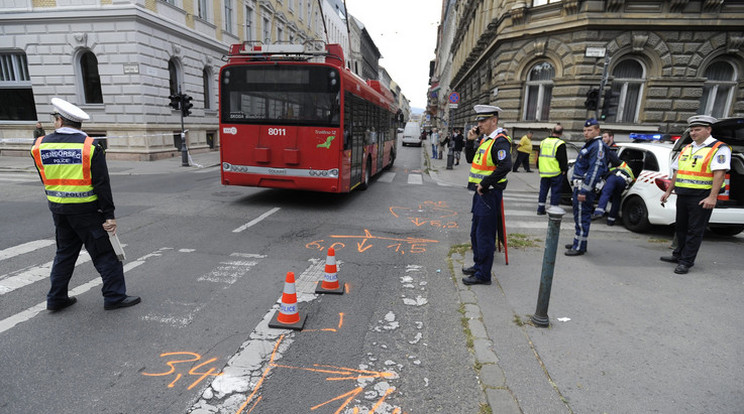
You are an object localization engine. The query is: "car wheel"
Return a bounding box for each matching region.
[708,224,744,236]
[622,196,651,233]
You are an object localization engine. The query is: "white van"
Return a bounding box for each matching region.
[401,121,422,147]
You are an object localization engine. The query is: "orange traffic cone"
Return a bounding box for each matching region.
[316,247,344,294]
[268,272,306,330]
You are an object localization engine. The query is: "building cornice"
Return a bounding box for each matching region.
[0,5,230,52]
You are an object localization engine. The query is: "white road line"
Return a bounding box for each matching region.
[0,247,167,335]
[378,172,396,183]
[189,257,327,412]
[232,207,280,233]
[407,174,423,185]
[0,252,91,295]
[0,176,36,182]
[0,239,55,262]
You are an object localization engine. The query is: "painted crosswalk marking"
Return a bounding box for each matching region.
[0,247,169,335]
[0,239,55,262]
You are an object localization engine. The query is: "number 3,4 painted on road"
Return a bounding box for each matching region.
[142,352,222,390]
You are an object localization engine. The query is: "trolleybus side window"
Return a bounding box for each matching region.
[221,65,340,127]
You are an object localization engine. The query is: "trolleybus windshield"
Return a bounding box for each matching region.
[221,65,340,127]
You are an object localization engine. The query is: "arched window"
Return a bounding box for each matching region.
[80,51,103,104]
[203,67,212,110]
[523,62,554,121]
[698,60,736,118]
[168,58,180,96]
[606,59,645,123]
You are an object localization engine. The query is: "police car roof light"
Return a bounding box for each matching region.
[629,133,663,141]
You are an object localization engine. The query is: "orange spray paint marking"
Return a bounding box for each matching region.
[310,386,363,413]
[370,387,395,412]
[235,334,285,414]
[245,396,262,414]
[167,373,182,388]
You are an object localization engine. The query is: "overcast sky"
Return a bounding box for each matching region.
[343,0,441,111]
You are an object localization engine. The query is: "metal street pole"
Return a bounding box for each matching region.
[531,205,566,327]
[180,94,189,167]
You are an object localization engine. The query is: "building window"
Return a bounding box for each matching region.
[0,52,37,121]
[79,51,103,104]
[263,17,271,43]
[277,25,283,42]
[698,60,736,119]
[197,0,208,20]
[168,58,181,96]
[203,67,212,110]
[532,0,561,5]
[245,5,254,41]
[607,58,645,123]
[523,62,554,121]
[224,0,234,34]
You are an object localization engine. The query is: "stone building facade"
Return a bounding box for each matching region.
[434,0,744,140]
[0,0,333,159]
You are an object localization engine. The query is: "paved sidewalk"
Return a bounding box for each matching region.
[0,149,221,175]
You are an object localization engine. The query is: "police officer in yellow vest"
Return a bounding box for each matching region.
[461,105,512,285]
[660,115,731,274]
[31,98,141,311]
[536,124,568,215]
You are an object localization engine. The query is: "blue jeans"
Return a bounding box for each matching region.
[538,175,564,213]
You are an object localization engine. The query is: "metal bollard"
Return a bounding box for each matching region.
[446,147,454,169]
[531,205,566,327]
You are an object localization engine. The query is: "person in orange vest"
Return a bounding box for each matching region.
[31,98,141,311]
[461,104,512,285]
[660,115,731,274]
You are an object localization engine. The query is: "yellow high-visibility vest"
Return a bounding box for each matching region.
[469,133,511,185]
[538,137,564,178]
[31,136,98,204]
[610,161,635,181]
[676,141,725,191]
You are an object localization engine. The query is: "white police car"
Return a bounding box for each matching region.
[619,118,744,235]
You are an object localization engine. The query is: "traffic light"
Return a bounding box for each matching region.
[584,88,599,110]
[181,94,193,117]
[600,89,621,120]
[168,94,181,111]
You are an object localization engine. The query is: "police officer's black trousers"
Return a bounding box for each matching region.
[673,195,713,267]
[48,212,127,307]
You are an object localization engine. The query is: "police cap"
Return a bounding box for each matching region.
[473,104,502,121]
[584,118,599,127]
[687,115,716,127]
[51,97,90,123]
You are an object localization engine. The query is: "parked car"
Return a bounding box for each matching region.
[563,118,744,235]
[401,121,422,147]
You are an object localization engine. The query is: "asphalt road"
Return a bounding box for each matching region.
[1,142,742,414]
[0,145,482,414]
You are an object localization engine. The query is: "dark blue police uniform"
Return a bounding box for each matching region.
[569,135,609,253]
[33,129,128,309]
[464,129,512,282]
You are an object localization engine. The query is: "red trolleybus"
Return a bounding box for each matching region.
[219,41,398,193]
